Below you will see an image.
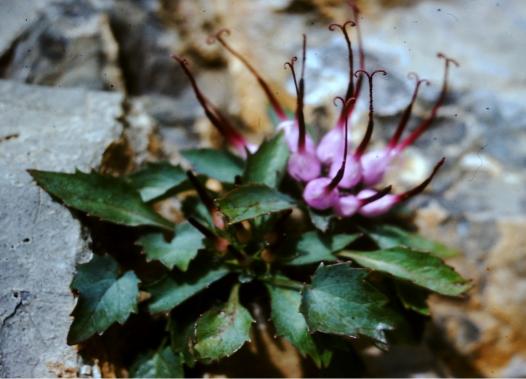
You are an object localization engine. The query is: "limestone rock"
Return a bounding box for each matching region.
[0,80,123,377]
[0,0,51,56]
[0,0,124,92]
[105,0,184,96]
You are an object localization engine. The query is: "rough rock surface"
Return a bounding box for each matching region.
[0,0,51,56]
[0,0,124,92]
[362,2,526,377]
[0,80,123,377]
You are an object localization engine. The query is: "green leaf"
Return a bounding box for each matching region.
[182,148,244,183]
[170,315,198,368]
[340,247,470,296]
[181,196,213,226]
[147,266,229,313]
[301,264,398,343]
[266,280,328,368]
[395,281,430,316]
[67,255,139,344]
[366,224,459,259]
[306,208,333,232]
[286,231,360,266]
[138,222,204,271]
[29,170,173,231]
[130,347,184,378]
[194,285,254,362]
[243,132,289,188]
[217,184,295,224]
[127,162,186,202]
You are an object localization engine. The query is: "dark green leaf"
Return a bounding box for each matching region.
[301,264,398,343]
[367,224,459,259]
[266,280,328,367]
[181,196,213,226]
[170,315,198,368]
[138,222,204,271]
[306,208,333,232]
[129,347,184,378]
[217,184,295,224]
[340,247,470,296]
[243,132,289,188]
[194,285,253,361]
[182,148,244,183]
[67,255,139,344]
[395,281,430,316]
[286,231,360,266]
[127,162,186,202]
[147,266,229,313]
[29,170,173,230]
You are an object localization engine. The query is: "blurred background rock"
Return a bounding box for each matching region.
[1,0,525,377]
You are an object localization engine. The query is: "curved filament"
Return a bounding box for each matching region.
[360,185,393,205]
[388,72,430,149]
[286,35,308,152]
[172,55,246,152]
[329,97,355,190]
[209,28,287,121]
[329,20,356,101]
[397,53,459,150]
[398,157,445,202]
[354,69,387,157]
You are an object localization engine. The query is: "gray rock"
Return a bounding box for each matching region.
[0,0,51,56]
[105,0,185,96]
[0,80,123,377]
[0,0,124,91]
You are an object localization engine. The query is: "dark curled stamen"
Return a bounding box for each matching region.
[360,185,393,205]
[172,55,246,150]
[397,53,459,150]
[333,96,345,108]
[285,36,308,152]
[297,34,307,152]
[328,96,356,190]
[388,72,430,148]
[398,157,446,201]
[329,20,356,100]
[354,69,387,157]
[284,56,299,93]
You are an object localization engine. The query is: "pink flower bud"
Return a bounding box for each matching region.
[359,157,445,217]
[277,120,315,153]
[336,185,392,217]
[335,195,361,217]
[316,128,345,163]
[360,149,394,186]
[357,189,398,217]
[288,150,321,182]
[303,177,339,210]
[328,154,362,188]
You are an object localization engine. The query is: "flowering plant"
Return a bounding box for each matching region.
[29,3,468,376]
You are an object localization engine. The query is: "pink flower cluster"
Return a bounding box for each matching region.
[172,3,458,218]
